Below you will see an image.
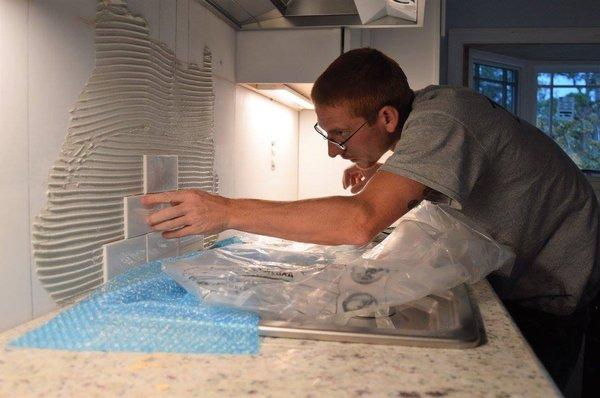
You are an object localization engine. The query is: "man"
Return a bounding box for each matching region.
[142,48,599,392]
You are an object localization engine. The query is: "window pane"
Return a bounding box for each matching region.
[506,70,516,83]
[537,73,552,85]
[472,63,518,115]
[536,70,600,171]
[553,73,588,86]
[575,72,600,86]
[553,87,583,122]
[506,85,516,112]
[589,72,600,85]
[536,88,551,134]
[551,87,600,170]
[572,73,590,86]
[477,80,504,104]
[478,64,504,81]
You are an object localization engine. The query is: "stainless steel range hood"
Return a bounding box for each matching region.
[198,0,422,30]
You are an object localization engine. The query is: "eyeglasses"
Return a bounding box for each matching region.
[313,120,369,151]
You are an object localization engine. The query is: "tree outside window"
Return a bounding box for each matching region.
[536,71,600,171]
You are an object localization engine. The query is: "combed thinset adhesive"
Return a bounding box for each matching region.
[32,0,218,304]
[9,258,259,354]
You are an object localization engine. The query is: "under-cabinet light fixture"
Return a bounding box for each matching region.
[245,83,315,110]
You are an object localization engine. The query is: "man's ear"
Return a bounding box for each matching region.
[378,105,399,134]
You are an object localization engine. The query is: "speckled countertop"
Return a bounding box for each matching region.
[0,281,560,398]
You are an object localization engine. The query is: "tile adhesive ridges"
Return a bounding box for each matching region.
[32,0,219,303]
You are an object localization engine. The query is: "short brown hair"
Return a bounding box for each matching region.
[311,48,414,124]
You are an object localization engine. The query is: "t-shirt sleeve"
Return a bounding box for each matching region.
[380,112,488,208]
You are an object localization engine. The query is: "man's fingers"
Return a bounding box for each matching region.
[343,170,362,190]
[342,169,351,189]
[347,175,360,189]
[151,216,189,232]
[342,165,362,190]
[141,190,185,207]
[343,175,354,190]
[350,178,368,194]
[350,184,363,194]
[147,205,186,226]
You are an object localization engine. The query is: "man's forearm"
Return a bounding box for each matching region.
[226,196,376,245]
[142,171,421,243]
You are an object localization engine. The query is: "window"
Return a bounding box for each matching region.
[472,63,518,114]
[536,71,600,171]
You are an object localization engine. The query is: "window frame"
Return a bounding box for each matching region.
[534,64,600,132]
[467,49,529,118]
[472,62,518,113]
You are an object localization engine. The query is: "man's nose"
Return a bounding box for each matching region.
[328,142,343,158]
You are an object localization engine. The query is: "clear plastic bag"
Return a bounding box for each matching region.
[162,201,515,323]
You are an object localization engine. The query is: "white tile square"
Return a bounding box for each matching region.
[146,232,179,261]
[143,155,178,193]
[124,195,162,238]
[102,236,147,281]
[179,235,205,255]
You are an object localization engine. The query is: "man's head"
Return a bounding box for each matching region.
[311,48,413,168]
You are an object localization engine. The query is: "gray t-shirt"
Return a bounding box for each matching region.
[381,85,600,315]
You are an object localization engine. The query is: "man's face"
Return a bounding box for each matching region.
[315,104,386,169]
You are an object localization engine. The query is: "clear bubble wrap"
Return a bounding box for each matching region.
[163,201,516,323]
[8,256,260,354]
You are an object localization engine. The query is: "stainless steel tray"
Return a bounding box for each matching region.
[258,284,481,348]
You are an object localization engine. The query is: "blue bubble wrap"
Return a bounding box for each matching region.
[9,249,259,354]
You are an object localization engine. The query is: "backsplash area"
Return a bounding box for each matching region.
[32,2,218,303]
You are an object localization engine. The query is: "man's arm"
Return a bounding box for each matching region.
[142,171,426,246]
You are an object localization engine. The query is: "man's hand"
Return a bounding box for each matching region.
[343,163,382,193]
[140,189,231,239]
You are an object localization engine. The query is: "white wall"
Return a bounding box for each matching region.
[233,86,299,201]
[27,0,97,319]
[0,0,238,331]
[0,0,33,333]
[298,110,353,199]
[213,78,237,198]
